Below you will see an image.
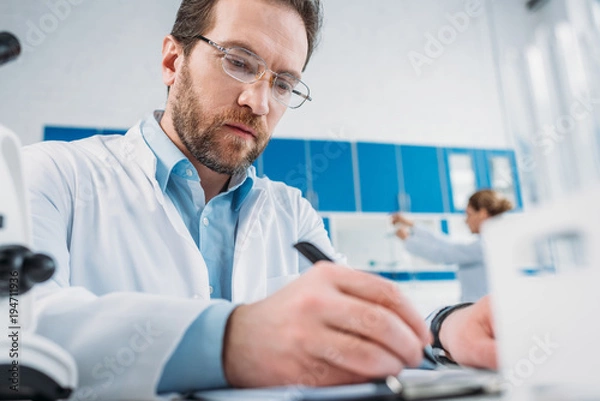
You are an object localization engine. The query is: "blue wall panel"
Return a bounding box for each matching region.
[44,126,126,141]
[322,217,331,239]
[42,125,523,214]
[440,219,449,234]
[44,127,98,141]
[309,140,355,212]
[99,129,127,136]
[475,149,490,188]
[399,145,445,213]
[378,271,456,282]
[262,139,308,196]
[252,155,262,177]
[357,142,400,212]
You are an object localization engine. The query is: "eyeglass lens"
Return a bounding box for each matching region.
[222,47,308,108]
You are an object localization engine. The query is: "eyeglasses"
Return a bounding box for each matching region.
[194,35,312,109]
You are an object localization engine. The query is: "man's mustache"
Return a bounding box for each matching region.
[217,110,267,138]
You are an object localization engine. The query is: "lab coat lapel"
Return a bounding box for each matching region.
[231,187,268,303]
[122,126,211,299]
[123,126,199,248]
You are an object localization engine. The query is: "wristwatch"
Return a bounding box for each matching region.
[430,302,474,358]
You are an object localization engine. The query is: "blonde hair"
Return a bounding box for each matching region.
[468,189,513,217]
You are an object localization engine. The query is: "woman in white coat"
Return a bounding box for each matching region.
[391,189,513,302]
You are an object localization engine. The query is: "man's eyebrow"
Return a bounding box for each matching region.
[218,39,302,79]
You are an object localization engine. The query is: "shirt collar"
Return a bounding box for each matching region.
[141,110,190,193]
[230,169,254,212]
[141,110,255,209]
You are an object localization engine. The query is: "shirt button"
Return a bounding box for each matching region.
[192,294,201,299]
[209,286,214,294]
[186,168,193,177]
[202,217,209,226]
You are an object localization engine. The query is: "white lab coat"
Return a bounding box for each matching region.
[22,121,337,400]
[404,226,486,303]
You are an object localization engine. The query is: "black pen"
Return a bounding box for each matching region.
[293,241,334,263]
[293,241,439,369]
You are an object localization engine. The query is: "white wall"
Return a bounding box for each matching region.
[488,0,600,206]
[0,0,180,144]
[0,0,509,149]
[283,0,507,147]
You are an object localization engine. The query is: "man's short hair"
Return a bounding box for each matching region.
[170,0,323,71]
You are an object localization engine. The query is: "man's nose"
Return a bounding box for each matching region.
[237,78,271,116]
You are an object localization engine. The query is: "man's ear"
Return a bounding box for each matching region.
[162,35,184,87]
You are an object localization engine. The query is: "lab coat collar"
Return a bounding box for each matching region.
[119,117,165,205]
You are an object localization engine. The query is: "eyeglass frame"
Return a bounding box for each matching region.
[190,34,312,109]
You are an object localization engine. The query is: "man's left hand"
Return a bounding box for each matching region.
[437,295,498,369]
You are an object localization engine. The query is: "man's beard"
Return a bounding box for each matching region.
[171,62,269,176]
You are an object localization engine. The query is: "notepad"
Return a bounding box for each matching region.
[189,368,503,401]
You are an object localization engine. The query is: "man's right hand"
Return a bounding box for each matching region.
[222,262,431,387]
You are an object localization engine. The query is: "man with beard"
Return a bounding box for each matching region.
[22,0,497,398]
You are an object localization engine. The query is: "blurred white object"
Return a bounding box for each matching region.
[484,184,600,398]
[0,124,77,399]
[0,124,29,247]
[484,0,600,398]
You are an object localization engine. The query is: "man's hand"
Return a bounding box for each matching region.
[438,295,497,369]
[222,263,431,387]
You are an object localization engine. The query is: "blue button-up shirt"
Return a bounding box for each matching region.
[141,111,253,393]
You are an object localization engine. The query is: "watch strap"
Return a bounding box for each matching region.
[430,302,474,351]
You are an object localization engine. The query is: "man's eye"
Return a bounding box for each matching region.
[227,56,248,69]
[274,78,293,94]
[225,55,253,73]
